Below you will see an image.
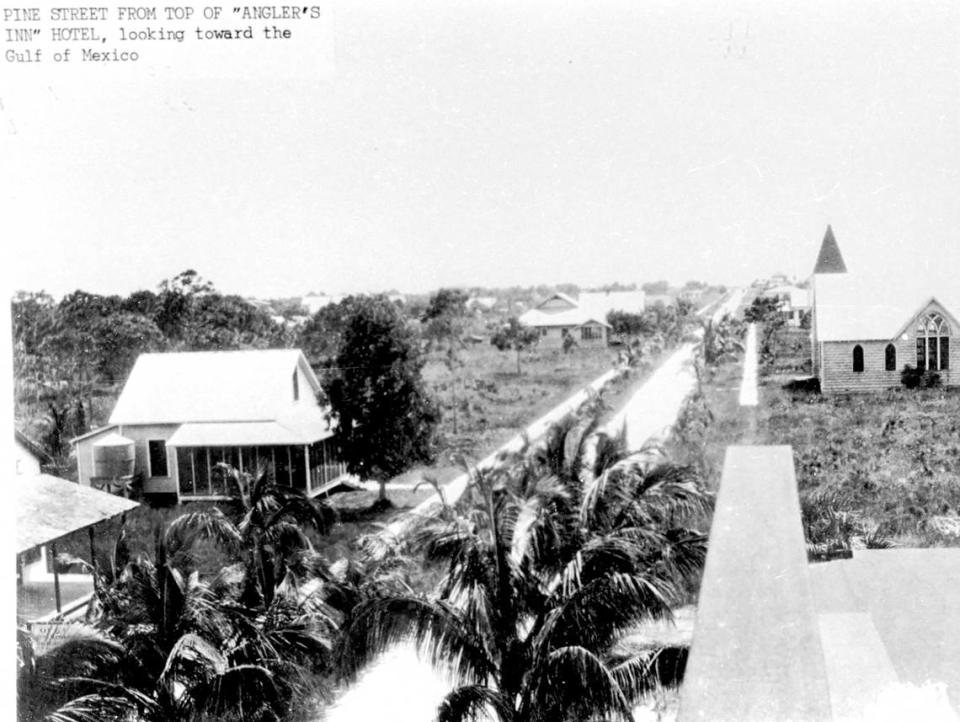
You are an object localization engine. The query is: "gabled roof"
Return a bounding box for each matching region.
[534,292,579,311]
[109,349,323,425]
[815,273,960,342]
[813,225,848,274]
[518,308,611,329]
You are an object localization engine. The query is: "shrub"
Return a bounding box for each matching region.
[901,364,941,389]
[783,376,821,394]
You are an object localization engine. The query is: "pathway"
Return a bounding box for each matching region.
[739,323,758,407]
[603,340,699,449]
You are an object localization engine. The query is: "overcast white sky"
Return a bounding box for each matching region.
[5,0,960,300]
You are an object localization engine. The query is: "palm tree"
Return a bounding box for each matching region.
[216,462,333,608]
[23,507,338,722]
[338,409,710,722]
[702,315,745,367]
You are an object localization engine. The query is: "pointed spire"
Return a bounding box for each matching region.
[813,225,847,274]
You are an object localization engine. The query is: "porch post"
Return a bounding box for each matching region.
[50,542,62,614]
[304,444,311,493]
[88,526,97,573]
[287,446,293,487]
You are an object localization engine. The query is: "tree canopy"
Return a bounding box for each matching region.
[339,410,710,722]
[490,317,540,374]
[323,295,440,498]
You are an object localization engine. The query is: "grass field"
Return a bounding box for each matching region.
[423,341,623,463]
[757,326,960,547]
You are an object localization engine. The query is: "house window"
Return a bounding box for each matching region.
[916,313,951,370]
[293,370,299,401]
[852,345,864,373]
[885,344,897,372]
[581,326,602,341]
[148,440,168,477]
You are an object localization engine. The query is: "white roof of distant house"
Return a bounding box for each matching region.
[815,273,960,342]
[109,349,323,425]
[578,290,646,316]
[301,294,346,315]
[518,308,611,328]
[763,284,811,309]
[519,289,644,329]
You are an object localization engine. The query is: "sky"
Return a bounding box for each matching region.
[5,0,960,301]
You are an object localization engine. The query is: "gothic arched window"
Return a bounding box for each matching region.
[916,313,950,371]
[885,343,897,372]
[853,344,864,373]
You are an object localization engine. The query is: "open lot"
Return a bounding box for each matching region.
[423,341,624,461]
[758,327,960,547]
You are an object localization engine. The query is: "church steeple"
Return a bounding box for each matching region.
[813,225,847,274]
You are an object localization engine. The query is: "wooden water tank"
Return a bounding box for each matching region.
[92,432,135,479]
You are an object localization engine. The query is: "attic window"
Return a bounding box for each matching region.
[293,370,299,401]
[916,313,951,371]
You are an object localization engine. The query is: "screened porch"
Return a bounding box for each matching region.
[173,438,347,499]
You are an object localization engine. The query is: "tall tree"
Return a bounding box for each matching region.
[490,317,540,375]
[297,300,355,365]
[423,288,469,434]
[324,295,440,501]
[155,269,215,342]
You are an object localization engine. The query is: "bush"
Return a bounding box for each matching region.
[783,376,821,394]
[900,364,941,389]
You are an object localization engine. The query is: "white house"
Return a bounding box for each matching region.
[73,349,348,502]
[518,290,645,347]
[15,430,48,476]
[761,284,812,327]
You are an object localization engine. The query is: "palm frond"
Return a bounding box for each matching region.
[23,623,127,683]
[44,684,162,722]
[164,508,242,560]
[609,645,688,702]
[540,572,674,653]
[528,645,633,722]
[435,684,513,722]
[187,663,281,721]
[338,596,496,686]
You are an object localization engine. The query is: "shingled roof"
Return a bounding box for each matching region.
[813,225,848,274]
[17,474,139,552]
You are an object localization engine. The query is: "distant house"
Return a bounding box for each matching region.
[518,290,645,347]
[761,284,811,327]
[466,295,498,312]
[811,226,959,392]
[73,349,348,502]
[301,293,346,316]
